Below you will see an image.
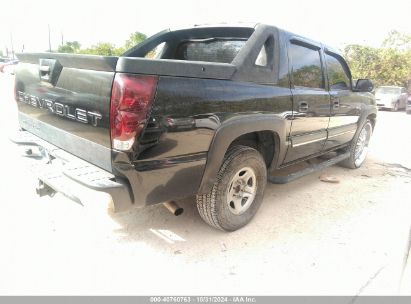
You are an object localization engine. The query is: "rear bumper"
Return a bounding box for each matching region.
[376,100,395,109]
[377,104,394,109]
[10,130,134,212]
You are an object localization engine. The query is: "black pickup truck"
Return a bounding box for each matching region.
[11,23,376,231]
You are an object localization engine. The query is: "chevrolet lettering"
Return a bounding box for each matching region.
[17,91,102,126]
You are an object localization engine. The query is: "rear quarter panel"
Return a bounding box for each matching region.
[114,76,292,205]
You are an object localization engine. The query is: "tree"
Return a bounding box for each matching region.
[343,45,381,81]
[382,30,411,49]
[81,42,123,56]
[124,32,147,50]
[58,41,81,53]
[344,31,411,87]
[54,30,148,56]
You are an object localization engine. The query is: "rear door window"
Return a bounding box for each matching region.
[289,42,324,89]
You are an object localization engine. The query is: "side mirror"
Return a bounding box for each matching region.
[354,79,374,92]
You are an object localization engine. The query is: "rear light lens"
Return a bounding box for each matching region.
[110,73,158,151]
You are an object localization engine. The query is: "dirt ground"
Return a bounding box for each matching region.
[0,73,410,296]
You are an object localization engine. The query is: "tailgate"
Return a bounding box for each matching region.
[14,53,118,172]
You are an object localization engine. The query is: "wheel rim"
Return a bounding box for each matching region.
[354,122,372,167]
[226,167,257,215]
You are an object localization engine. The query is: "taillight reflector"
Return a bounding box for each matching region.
[110,73,158,151]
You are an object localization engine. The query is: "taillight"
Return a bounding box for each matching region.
[110,73,158,151]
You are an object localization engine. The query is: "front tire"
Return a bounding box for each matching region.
[196,145,267,231]
[340,119,373,169]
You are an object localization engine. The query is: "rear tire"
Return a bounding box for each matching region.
[196,145,267,231]
[340,119,373,169]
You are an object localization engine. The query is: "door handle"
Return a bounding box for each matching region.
[298,101,308,112]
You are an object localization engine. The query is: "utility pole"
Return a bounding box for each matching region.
[48,24,51,52]
[10,31,15,59]
[61,30,64,47]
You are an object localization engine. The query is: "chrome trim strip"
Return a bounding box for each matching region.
[328,129,355,139]
[292,136,327,147]
[292,128,356,147]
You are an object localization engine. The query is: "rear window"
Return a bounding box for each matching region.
[175,39,246,63]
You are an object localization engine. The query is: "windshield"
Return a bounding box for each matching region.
[376,87,401,94]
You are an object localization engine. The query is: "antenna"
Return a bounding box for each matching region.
[10,31,14,59]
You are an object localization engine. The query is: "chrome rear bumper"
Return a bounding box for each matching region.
[10,130,134,212]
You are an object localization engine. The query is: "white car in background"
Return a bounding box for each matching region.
[0,58,19,75]
[375,86,408,111]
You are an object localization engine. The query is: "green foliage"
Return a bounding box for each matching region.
[0,50,3,57]
[382,30,411,49]
[57,41,81,53]
[81,42,123,56]
[59,31,148,56]
[344,31,411,87]
[124,32,147,50]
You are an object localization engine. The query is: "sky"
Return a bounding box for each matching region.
[1,0,410,55]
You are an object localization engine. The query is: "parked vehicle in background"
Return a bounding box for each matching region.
[0,57,10,72]
[375,86,408,111]
[11,23,377,231]
[0,58,19,75]
[406,95,411,114]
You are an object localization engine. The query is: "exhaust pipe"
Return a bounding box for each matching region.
[163,201,184,216]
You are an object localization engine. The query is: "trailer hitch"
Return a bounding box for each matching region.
[36,180,56,197]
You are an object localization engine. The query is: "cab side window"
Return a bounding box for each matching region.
[325,53,351,90]
[289,42,324,89]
